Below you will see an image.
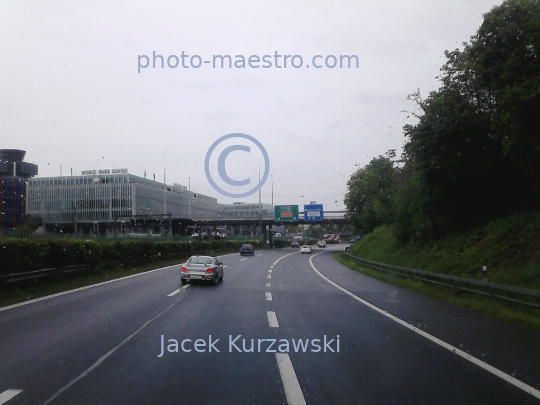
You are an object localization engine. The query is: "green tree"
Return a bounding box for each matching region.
[344,152,397,234]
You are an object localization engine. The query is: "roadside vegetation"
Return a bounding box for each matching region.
[341,0,540,330]
[0,238,260,308]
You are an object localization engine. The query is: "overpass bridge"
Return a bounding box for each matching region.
[43,210,348,239]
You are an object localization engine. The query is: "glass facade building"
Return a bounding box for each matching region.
[27,172,225,235]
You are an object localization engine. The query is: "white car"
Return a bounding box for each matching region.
[300,245,312,254]
[317,240,326,248]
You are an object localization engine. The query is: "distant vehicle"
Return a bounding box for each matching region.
[274,232,282,237]
[291,241,300,248]
[191,233,200,237]
[317,240,327,248]
[349,238,356,243]
[300,245,312,254]
[240,244,255,256]
[181,255,224,285]
[293,235,304,243]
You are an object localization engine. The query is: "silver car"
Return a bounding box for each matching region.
[181,255,224,285]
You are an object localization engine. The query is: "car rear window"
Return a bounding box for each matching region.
[190,256,213,264]
[241,244,252,248]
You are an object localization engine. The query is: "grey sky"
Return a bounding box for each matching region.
[1,0,502,210]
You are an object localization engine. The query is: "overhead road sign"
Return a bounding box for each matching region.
[304,204,324,221]
[274,205,299,221]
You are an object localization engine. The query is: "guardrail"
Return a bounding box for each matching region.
[343,252,540,309]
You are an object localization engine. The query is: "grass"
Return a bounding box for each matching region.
[336,213,540,331]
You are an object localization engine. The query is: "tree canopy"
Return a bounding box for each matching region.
[345,0,540,241]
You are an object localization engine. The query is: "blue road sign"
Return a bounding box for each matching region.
[304,204,324,221]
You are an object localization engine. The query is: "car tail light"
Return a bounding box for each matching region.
[206,268,213,274]
[249,247,253,250]
[181,266,188,272]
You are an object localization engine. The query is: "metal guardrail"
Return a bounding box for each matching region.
[343,252,540,309]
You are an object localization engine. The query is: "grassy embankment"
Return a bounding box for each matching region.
[336,212,540,331]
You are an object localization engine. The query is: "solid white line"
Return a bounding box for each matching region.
[308,253,540,400]
[42,295,188,405]
[265,292,273,301]
[223,265,228,268]
[240,258,247,261]
[257,254,262,256]
[276,353,307,405]
[267,311,279,327]
[0,263,181,312]
[167,284,190,297]
[0,390,22,404]
[272,252,297,266]
[267,274,272,279]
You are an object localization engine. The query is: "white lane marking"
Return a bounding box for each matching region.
[265,292,273,301]
[42,295,188,405]
[308,253,540,400]
[272,252,297,266]
[0,263,182,312]
[167,284,190,297]
[267,311,279,327]
[270,265,274,269]
[276,353,308,405]
[268,269,273,273]
[257,254,262,256]
[223,266,228,268]
[266,282,271,288]
[0,390,22,404]
[240,258,247,261]
[267,274,272,279]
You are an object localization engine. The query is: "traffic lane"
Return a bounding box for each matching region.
[269,252,539,405]
[38,250,288,404]
[311,250,540,391]
[0,264,199,404]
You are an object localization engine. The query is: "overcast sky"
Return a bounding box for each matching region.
[1,0,502,210]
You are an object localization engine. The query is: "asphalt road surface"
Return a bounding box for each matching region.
[1,245,540,404]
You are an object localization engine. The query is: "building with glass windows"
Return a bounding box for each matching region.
[0,149,38,228]
[27,171,225,236]
[223,202,274,219]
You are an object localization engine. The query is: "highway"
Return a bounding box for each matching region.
[1,246,539,404]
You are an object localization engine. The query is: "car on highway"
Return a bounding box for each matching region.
[181,255,224,285]
[317,240,327,248]
[291,241,300,248]
[300,245,312,254]
[240,243,255,256]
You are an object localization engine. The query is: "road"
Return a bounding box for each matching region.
[1,246,539,404]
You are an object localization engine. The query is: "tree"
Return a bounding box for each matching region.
[344,152,397,234]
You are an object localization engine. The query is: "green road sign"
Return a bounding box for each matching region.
[274,205,299,221]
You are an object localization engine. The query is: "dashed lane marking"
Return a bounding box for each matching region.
[240,258,247,261]
[266,282,271,287]
[0,390,22,405]
[265,292,272,301]
[276,353,308,405]
[267,274,272,279]
[267,311,279,327]
[268,269,272,273]
[167,285,190,297]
